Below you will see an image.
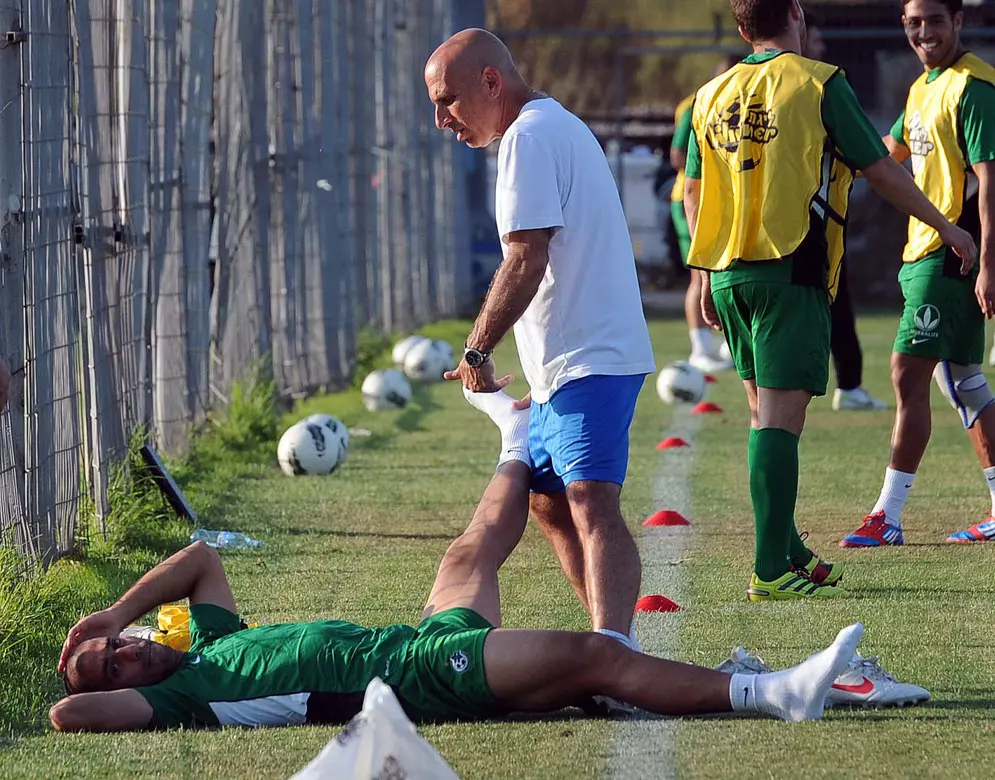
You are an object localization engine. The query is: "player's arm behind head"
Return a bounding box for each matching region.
[50,689,153,732]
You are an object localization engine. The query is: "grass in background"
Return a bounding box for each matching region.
[3,315,994,779]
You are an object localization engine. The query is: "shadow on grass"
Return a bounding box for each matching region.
[282,526,455,542]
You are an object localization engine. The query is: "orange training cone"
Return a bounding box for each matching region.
[643,510,691,527]
[656,437,689,450]
[635,595,682,613]
[692,401,723,414]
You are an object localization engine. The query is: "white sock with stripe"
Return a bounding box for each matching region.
[984,466,995,516]
[870,467,916,529]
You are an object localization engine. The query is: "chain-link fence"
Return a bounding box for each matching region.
[0,0,478,567]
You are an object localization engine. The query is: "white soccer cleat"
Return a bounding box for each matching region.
[826,653,930,709]
[714,646,773,675]
[832,387,887,410]
[718,340,732,362]
[716,645,929,710]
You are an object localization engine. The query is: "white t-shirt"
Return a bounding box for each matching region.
[495,98,655,403]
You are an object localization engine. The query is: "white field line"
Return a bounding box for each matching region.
[608,408,700,779]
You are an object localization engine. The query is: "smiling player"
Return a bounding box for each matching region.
[842,0,995,547]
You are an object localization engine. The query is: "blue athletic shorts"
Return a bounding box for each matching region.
[529,374,647,494]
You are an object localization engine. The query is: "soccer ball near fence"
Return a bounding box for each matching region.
[278,422,343,476]
[403,339,449,383]
[361,368,412,412]
[431,340,456,371]
[656,361,707,405]
[305,414,350,465]
[392,335,430,367]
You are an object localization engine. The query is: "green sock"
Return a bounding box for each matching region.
[750,427,800,581]
[750,429,813,569]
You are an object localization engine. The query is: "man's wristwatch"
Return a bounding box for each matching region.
[463,344,492,368]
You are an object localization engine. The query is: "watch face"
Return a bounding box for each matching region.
[465,350,482,368]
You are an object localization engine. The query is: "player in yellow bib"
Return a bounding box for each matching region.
[684,0,977,601]
[842,0,995,547]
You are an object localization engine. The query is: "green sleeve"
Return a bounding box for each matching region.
[135,678,197,729]
[685,128,702,180]
[672,107,693,153]
[821,72,889,169]
[960,78,995,165]
[187,603,241,652]
[890,111,907,145]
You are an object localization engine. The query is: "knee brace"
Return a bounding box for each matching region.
[934,361,995,429]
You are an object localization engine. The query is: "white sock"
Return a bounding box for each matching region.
[984,467,995,516]
[732,624,863,722]
[596,628,635,651]
[870,467,916,528]
[463,389,530,466]
[689,327,712,356]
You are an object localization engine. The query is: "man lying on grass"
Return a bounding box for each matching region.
[52,397,865,732]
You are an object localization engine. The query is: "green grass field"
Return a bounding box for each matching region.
[2,315,995,779]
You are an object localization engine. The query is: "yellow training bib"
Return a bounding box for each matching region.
[901,52,995,263]
[688,52,855,300]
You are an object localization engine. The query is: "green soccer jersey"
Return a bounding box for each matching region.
[890,64,995,278]
[685,51,887,289]
[135,604,415,728]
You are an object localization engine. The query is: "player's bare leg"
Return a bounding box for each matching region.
[483,623,865,722]
[423,461,530,626]
[842,352,934,548]
[933,362,995,542]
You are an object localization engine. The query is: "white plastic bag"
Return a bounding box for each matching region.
[289,678,459,780]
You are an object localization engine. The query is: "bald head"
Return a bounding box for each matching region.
[425,28,532,149]
[425,28,517,85]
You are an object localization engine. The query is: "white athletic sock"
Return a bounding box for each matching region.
[463,389,530,466]
[596,628,635,651]
[984,467,995,516]
[732,623,864,722]
[689,327,712,357]
[870,467,916,528]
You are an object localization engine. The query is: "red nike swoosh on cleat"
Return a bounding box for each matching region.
[832,677,874,695]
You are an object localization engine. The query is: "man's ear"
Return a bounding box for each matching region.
[481,65,502,96]
[738,25,750,44]
[952,10,964,34]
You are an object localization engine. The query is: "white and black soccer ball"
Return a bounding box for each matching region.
[305,413,350,465]
[403,338,448,382]
[361,368,412,412]
[431,340,456,371]
[392,335,429,368]
[656,361,707,405]
[277,422,343,476]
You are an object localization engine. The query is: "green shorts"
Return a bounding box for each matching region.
[395,607,498,722]
[894,269,985,365]
[671,200,691,264]
[712,281,831,396]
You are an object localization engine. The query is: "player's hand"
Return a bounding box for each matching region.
[511,391,532,410]
[58,608,124,672]
[443,358,513,393]
[976,261,995,318]
[700,276,722,331]
[940,224,978,274]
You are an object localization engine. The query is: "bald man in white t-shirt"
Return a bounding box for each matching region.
[425,29,655,649]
